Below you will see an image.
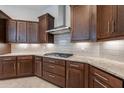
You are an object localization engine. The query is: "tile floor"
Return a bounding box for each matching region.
[0,77,59,88]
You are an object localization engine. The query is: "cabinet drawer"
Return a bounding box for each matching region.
[66,61,84,70]
[43,62,65,77]
[0,57,16,61]
[90,66,123,88]
[43,71,65,87]
[17,56,33,60]
[43,57,65,66]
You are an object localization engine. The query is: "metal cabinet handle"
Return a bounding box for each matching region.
[49,74,55,78]
[49,60,55,63]
[108,21,110,33]
[70,64,79,68]
[14,63,16,70]
[111,20,115,33]
[94,73,108,81]
[94,79,108,88]
[18,63,20,69]
[49,65,55,68]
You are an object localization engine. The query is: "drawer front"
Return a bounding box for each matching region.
[43,71,65,87]
[67,61,84,70]
[43,57,65,66]
[90,66,123,88]
[0,57,16,61]
[17,56,33,60]
[43,62,65,77]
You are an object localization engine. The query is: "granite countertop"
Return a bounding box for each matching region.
[0,53,124,80]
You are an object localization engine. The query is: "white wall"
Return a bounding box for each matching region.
[0,5,70,27]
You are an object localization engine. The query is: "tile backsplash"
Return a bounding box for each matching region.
[11,33,124,62]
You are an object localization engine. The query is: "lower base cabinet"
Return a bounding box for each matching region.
[89,66,123,88]
[2,61,16,78]
[66,61,84,88]
[34,56,43,77]
[17,56,33,76]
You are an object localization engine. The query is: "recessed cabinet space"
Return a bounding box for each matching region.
[89,66,123,88]
[39,13,54,43]
[34,56,43,77]
[17,56,33,76]
[0,19,7,43]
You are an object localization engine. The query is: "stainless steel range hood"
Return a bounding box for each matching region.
[46,6,70,34]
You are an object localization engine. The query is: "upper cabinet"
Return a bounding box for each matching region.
[6,20,39,43]
[6,20,17,43]
[17,21,27,43]
[39,13,54,43]
[27,22,39,43]
[71,5,91,42]
[71,5,124,42]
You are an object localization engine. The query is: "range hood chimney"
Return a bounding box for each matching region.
[46,5,70,34]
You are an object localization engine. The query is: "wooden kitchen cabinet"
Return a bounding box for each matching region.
[2,61,16,78]
[97,5,114,39]
[38,13,54,43]
[71,5,91,42]
[66,61,84,88]
[17,21,27,43]
[43,57,66,87]
[6,20,17,43]
[35,56,43,77]
[111,6,124,38]
[89,66,123,88]
[17,56,33,76]
[0,57,16,78]
[27,22,39,43]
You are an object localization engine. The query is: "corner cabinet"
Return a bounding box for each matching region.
[38,13,54,43]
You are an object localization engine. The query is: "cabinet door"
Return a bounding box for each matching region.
[17,60,33,76]
[17,21,27,43]
[27,22,39,43]
[2,61,16,78]
[97,5,114,39]
[39,17,47,43]
[35,61,42,77]
[113,6,124,37]
[6,20,17,43]
[71,5,91,41]
[66,62,84,88]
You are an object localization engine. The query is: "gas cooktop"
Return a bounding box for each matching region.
[44,52,73,58]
